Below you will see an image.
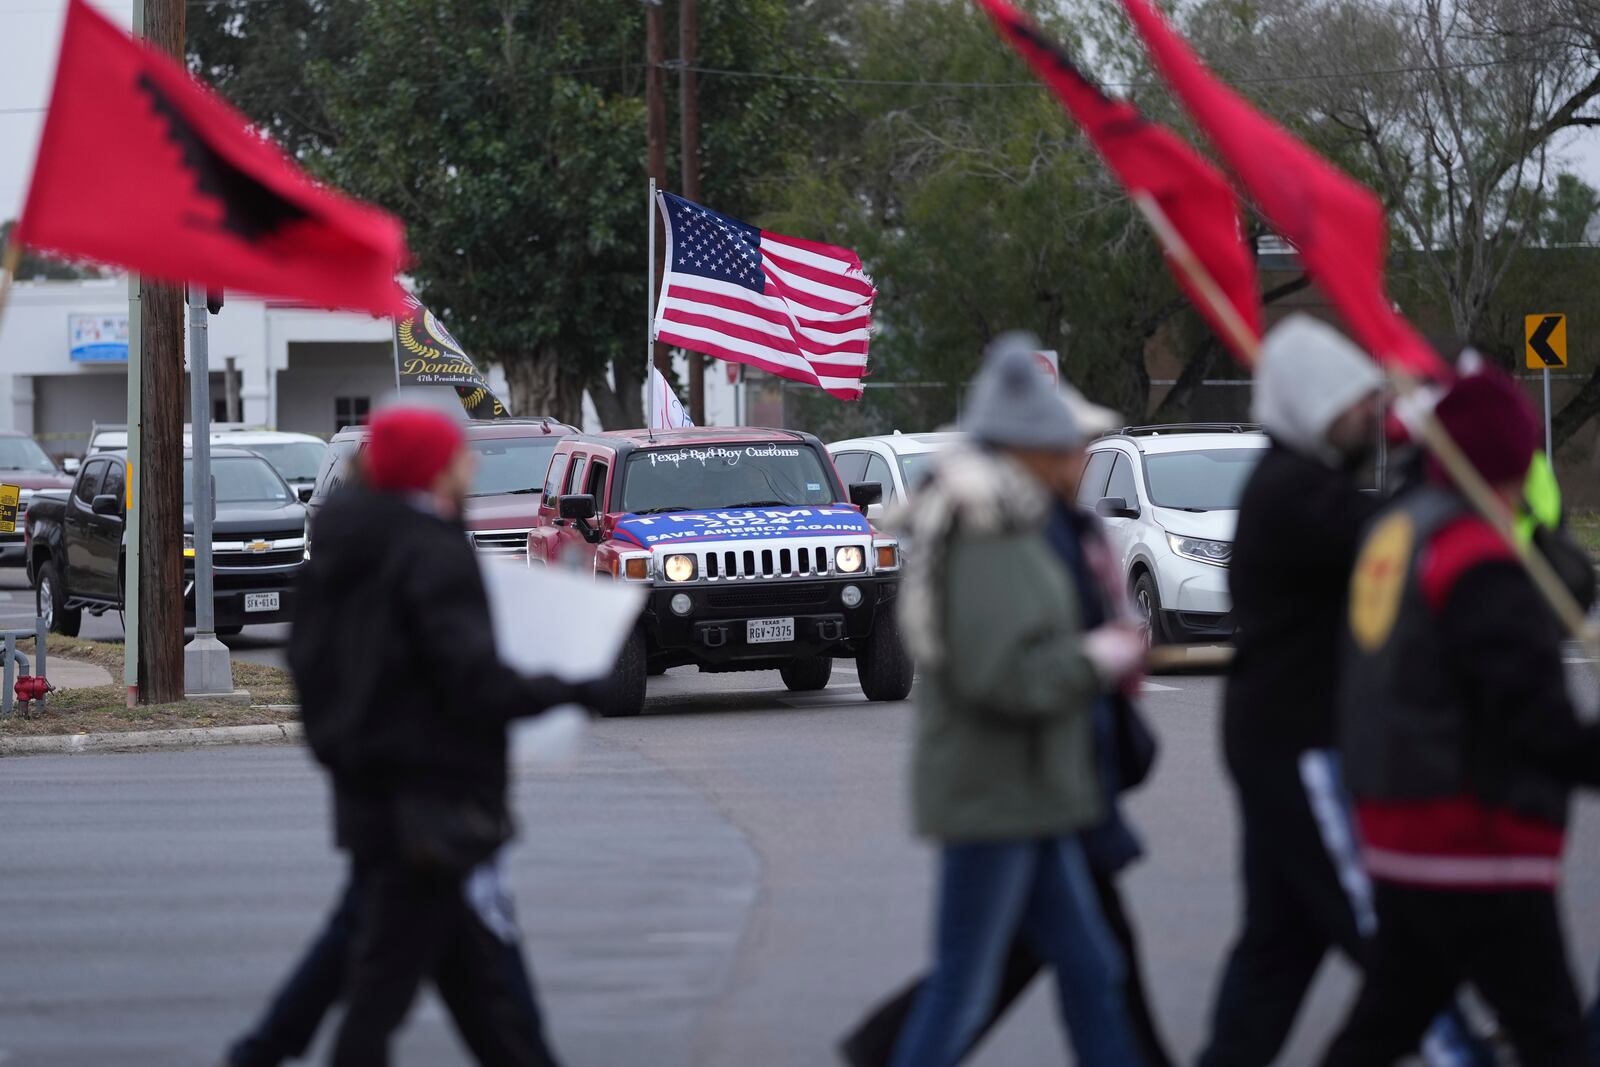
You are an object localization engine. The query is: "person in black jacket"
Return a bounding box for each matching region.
[1199,316,1484,1067]
[288,405,599,1067]
[1322,368,1600,1066]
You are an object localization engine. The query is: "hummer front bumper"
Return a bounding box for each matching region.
[642,575,898,672]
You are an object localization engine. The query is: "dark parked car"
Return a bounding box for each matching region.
[25,447,307,635]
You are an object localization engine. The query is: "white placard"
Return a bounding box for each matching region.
[481,560,645,682]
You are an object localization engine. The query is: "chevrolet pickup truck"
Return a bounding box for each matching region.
[26,447,306,636]
[527,427,913,717]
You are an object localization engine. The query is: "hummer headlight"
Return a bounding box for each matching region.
[663,553,696,582]
[835,545,865,573]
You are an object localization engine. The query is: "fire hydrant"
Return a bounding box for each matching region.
[15,675,53,713]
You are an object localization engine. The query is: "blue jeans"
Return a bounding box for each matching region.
[890,837,1144,1067]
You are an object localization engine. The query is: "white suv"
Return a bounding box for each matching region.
[1079,425,1268,644]
[826,431,962,518]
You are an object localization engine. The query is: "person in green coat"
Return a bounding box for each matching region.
[889,334,1148,1067]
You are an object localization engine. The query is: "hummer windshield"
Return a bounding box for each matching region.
[619,444,836,514]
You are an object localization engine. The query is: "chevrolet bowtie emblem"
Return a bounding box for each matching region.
[244,540,273,554]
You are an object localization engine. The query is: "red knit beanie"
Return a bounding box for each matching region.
[1427,367,1539,489]
[361,406,467,492]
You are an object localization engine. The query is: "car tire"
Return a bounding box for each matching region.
[858,611,914,702]
[595,628,647,718]
[216,625,243,637]
[779,656,833,692]
[37,559,81,637]
[1132,571,1168,646]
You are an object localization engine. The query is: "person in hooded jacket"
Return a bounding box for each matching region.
[289,405,602,1067]
[888,335,1149,1067]
[838,382,1171,1067]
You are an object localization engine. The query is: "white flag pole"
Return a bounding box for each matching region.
[646,177,657,435]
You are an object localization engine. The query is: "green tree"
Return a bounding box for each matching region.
[187,0,840,427]
[1540,173,1600,245]
[0,220,102,281]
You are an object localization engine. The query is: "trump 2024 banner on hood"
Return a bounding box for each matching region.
[394,294,510,420]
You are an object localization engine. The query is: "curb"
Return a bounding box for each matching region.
[0,720,303,757]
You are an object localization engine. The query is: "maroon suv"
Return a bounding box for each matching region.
[306,417,579,562]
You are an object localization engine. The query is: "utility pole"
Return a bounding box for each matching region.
[644,0,670,383]
[679,0,705,424]
[137,0,187,705]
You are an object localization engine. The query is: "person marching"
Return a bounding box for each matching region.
[1195,315,1392,1066]
[290,405,601,1067]
[839,378,1172,1067]
[887,335,1148,1067]
[1322,367,1600,1066]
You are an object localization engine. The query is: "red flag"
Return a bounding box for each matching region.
[1118,0,1446,378]
[975,0,1262,362]
[13,0,408,316]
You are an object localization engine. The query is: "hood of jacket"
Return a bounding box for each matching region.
[1252,314,1382,465]
[892,445,1052,663]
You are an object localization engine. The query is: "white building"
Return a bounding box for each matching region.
[0,276,746,460]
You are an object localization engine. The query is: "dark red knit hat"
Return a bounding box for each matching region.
[361,406,466,492]
[1427,367,1539,489]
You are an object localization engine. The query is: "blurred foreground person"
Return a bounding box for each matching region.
[1197,315,1392,1067]
[288,406,597,1067]
[887,335,1148,1067]
[1322,369,1600,1067]
[840,381,1171,1067]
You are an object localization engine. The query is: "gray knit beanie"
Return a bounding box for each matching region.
[960,331,1084,451]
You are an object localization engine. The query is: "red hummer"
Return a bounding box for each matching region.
[527,427,913,717]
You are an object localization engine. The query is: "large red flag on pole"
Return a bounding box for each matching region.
[12,0,408,317]
[1117,0,1446,378]
[975,0,1262,363]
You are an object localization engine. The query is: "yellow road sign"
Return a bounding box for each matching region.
[0,484,18,535]
[1526,313,1567,369]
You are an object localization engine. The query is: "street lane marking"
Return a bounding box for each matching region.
[1142,681,1180,692]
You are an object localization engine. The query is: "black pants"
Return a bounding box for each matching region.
[1198,753,1368,1067]
[838,868,1173,1067]
[327,860,561,1067]
[231,864,559,1067]
[1322,883,1588,1067]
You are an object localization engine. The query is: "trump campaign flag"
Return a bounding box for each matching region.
[13,0,409,317]
[652,192,874,401]
[976,0,1261,362]
[648,366,695,429]
[394,295,512,420]
[1118,0,1446,378]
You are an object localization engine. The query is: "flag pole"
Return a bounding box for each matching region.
[1132,191,1599,658]
[646,177,657,436]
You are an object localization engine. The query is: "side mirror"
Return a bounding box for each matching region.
[91,493,122,516]
[63,457,81,475]
[559,494,597,521]
[849,482,884,509]
[297,486,314,503]
[1094,496,1140,520]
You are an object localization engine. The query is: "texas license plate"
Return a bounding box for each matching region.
[746,617,795,644]
[244,592,280,613]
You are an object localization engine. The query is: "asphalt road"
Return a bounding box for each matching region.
[5,659,1600,1067]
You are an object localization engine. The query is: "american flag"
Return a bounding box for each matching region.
[652,192,874,400]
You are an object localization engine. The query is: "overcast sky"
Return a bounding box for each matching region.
[1,0,1596,230]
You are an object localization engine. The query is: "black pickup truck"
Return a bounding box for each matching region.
[25,447,307,636]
